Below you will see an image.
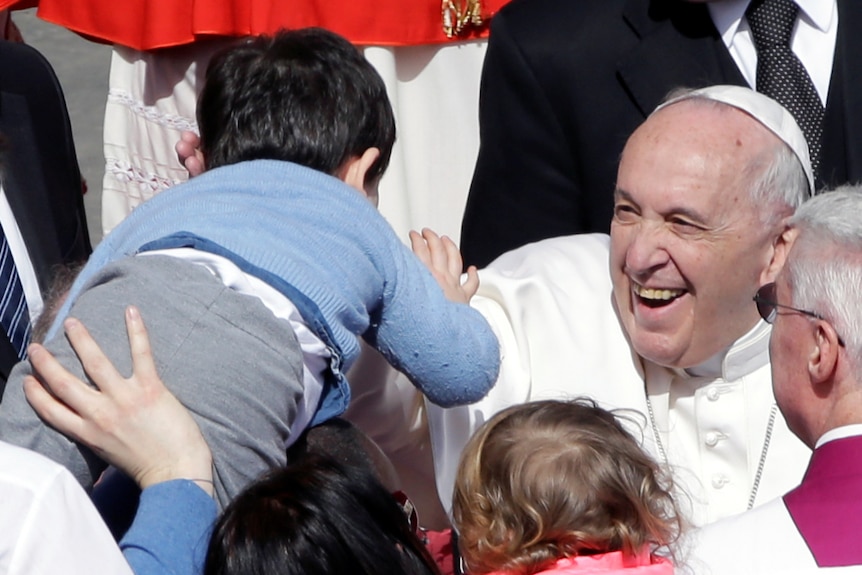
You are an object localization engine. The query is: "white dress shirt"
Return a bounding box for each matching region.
[709,0,838,104]
[0,441,132,575]
[0,184,42,322]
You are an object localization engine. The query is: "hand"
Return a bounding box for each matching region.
[175,130,205,177]
[409,228,479,303]
[24,306,214,495]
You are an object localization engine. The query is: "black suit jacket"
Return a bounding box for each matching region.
[461,0,862,268]
[0,40,91,385]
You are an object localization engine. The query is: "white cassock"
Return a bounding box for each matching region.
[683,499,850,575]
[422,233,811,527]
[685,426,862,575]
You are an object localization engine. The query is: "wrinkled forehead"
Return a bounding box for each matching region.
[651,85,814,192]
[621,101,777,177]
[636,96,777,147]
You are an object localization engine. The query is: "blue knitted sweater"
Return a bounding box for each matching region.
[52,160,499,408]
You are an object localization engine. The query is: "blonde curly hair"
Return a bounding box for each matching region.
[452,399,681,575]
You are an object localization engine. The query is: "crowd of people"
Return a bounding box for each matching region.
[0,0,861,574]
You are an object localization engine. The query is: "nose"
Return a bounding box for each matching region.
[622,222,670,279]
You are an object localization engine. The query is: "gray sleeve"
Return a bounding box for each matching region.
[2,255,307,509]
[0,335,105,490]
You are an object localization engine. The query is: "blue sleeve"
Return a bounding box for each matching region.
[120,480,217,575]
[366,239,501,408]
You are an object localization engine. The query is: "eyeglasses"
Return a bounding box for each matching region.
[754,282,844,346]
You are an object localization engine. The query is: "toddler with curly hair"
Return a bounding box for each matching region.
[453,399,682,575]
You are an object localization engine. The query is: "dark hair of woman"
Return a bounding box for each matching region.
[203,452,440,575]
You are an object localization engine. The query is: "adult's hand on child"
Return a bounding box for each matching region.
[23,306,214,495]
[410,228,479,304]
[175,130,205,177]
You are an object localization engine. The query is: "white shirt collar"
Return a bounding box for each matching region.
[709,0,834,40]
[794,0,835,33]
[684,319,771,381]
[815,424,862,449]
[709,0,751,48]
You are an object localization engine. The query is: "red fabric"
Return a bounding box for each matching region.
[488,550,674,575]
[424,528,456,575]
[0,0,509,49]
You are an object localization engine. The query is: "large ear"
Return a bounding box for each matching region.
[760,225,798,285]
[808,320,841,387]
[341,148,381,201]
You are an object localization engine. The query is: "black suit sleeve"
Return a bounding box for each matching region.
[0,40,92,394]
[460,12,585,269]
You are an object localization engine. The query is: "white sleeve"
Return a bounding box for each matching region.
[426,234,644,514]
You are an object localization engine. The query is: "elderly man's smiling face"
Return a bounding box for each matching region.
[611,101,787,369]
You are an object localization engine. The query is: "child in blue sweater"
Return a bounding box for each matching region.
[0,28,500,507]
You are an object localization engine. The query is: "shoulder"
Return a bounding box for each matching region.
[489,0,632,72]
[0,441,131,575]
[684,498,814,575]
[490,0,707,59]
[0,440,68,488]
[494,0,631,34]
[480,233,611,286]
[0,440,94,518]
[0,40,57,87]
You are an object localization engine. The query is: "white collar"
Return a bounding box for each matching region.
[709,0,835,42]
[815,424,862,449]
[683,319,771,381]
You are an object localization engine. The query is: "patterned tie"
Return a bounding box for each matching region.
[0,227,30,359]
[746,0,825,179]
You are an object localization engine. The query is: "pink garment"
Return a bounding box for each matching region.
[488,549,673,575]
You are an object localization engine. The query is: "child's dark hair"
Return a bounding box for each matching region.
[203,452,439,575]
[453,399,682,575]
[198,28,396,183]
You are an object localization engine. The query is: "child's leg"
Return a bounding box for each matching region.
[0,255,305,508]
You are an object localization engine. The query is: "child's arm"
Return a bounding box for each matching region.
[368,228,500,408]
[409,228,479,303]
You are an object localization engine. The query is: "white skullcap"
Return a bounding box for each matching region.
[654,85,814,195]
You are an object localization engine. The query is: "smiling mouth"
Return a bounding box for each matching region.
[633,284,685,307]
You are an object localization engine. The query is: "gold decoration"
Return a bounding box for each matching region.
[442,0,484,38]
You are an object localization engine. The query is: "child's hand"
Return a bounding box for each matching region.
[175,131,206,177]
[23,306,214,495]
[410,228,479,304]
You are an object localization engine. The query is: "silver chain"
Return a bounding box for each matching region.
[645,395,778,510]
[748,404,778,509]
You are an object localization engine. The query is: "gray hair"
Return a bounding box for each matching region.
[658,87,810,225]
[743,141,810,226]
[787,188,862,379]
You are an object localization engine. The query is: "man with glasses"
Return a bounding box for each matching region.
[690,189,862,572]
[423,85,814,527]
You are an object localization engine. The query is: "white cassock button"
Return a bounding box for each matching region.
[706,387,720,401]
[712,474,729,489]
[705,431,720,447]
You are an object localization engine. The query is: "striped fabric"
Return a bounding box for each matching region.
[0,229,29,359]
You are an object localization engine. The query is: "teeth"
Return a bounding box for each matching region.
[634,285,684,301]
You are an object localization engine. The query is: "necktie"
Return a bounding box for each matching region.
[746,0,825,179]
[0,228,30,359]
